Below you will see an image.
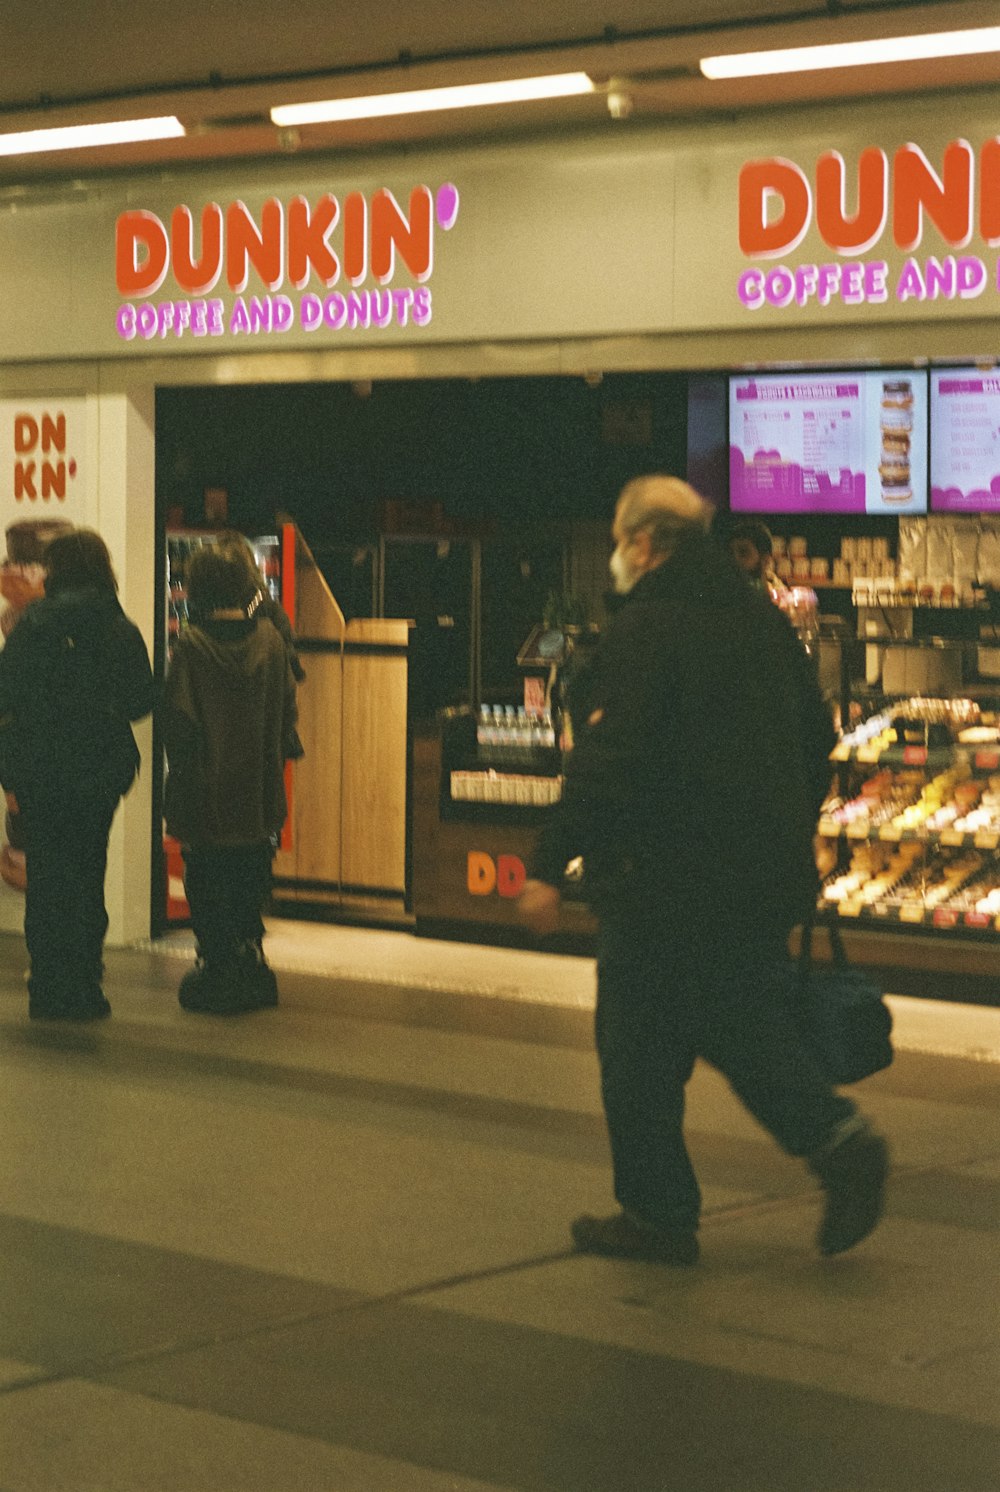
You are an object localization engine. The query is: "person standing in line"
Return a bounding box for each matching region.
[163,544,301,1015]
[0,529,154,1020]
[0,518,75,892]
[518,475,887,1263]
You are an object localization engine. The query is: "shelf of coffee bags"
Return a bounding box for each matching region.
[818,820,1000,850]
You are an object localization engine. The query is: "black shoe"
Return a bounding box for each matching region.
[236,944,279,1010]
[571,1211,699,1265]
[179,953,277,1015]
[29,993,111,1022]
[811,1122,889,1257]
[178,959,239,1014]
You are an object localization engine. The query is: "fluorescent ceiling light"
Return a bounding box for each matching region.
[700,25,1000,79]
[0,116,185,158]
[271,72,594,127]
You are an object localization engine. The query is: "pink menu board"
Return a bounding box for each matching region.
[930,371,1000,513]
[729,371,927,515]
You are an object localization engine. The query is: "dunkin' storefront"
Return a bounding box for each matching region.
[2,86,1000,975]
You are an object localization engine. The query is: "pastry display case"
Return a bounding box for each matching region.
[818,694,1000,940]
[412,597,1000,989]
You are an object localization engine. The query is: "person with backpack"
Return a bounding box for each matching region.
[0,529,154,1020]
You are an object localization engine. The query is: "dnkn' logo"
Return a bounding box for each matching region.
[13,413,77,501]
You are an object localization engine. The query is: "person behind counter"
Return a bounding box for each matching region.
[727,518,788,593]
[163,544,301,1015]
[517,475,887,1266]
[0,529,154,1021]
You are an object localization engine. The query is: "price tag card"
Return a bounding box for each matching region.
[933,908,959,928]
[899,902,926,923]
[830,743,851,762]
[878,825,902,842]
[974,831,1000,850]
[964,911,990,929]
[846,821,871,840]
[939,828,965,847]
[974,750,1000,771]
[856,745,882,764]
[838,898,863,918]
[817,819,840,838]
[903,746,929,766]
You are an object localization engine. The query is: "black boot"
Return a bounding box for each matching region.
[235,941,279,1010]
[178,953,241,1013]
[809,1119,889,1257]
[178,955,219,1012]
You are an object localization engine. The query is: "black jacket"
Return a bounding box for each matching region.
[163,612,299,846]
[0,586,154,807]
[532,531,835,935]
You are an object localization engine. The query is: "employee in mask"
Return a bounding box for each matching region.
[727,518,787,593]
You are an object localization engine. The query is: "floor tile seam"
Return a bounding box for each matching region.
[3,1195,993,1400]
[0,1302,374,1398]
[0,1253,582,1395]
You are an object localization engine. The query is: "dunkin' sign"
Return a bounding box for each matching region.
[114,182,460,342]
[1,400,86,515]
[737,138,1000,311]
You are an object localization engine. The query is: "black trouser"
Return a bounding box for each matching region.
[21,787,120,1006]
[182,843,273,966]
[595,914,857,1232]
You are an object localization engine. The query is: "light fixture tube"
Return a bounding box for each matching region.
[271,72,594,127]
[0,116,186,158]
[700,25,1000,79]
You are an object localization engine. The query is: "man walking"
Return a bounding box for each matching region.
[518,476,887,1264]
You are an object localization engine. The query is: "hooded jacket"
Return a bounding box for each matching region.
[0,586,153,807]
[163,612,299,846]
[531,529,836,937]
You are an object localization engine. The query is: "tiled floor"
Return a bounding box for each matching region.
[0,923,997,1490]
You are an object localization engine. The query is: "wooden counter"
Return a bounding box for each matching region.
[410,716,596,947]
[272,530,411,920]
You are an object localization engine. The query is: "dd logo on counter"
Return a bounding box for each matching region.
[467,852,526,898]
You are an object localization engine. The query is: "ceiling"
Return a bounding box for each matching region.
[1,0,997,186]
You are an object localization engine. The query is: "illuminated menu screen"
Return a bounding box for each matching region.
[729,372,927,515]
[930,371,1000,513]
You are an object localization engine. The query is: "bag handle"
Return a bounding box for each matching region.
[797,912,850,986]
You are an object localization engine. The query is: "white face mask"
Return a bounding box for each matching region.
[609,543,640,595]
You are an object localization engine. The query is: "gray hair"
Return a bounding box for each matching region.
[616,475,714,556]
